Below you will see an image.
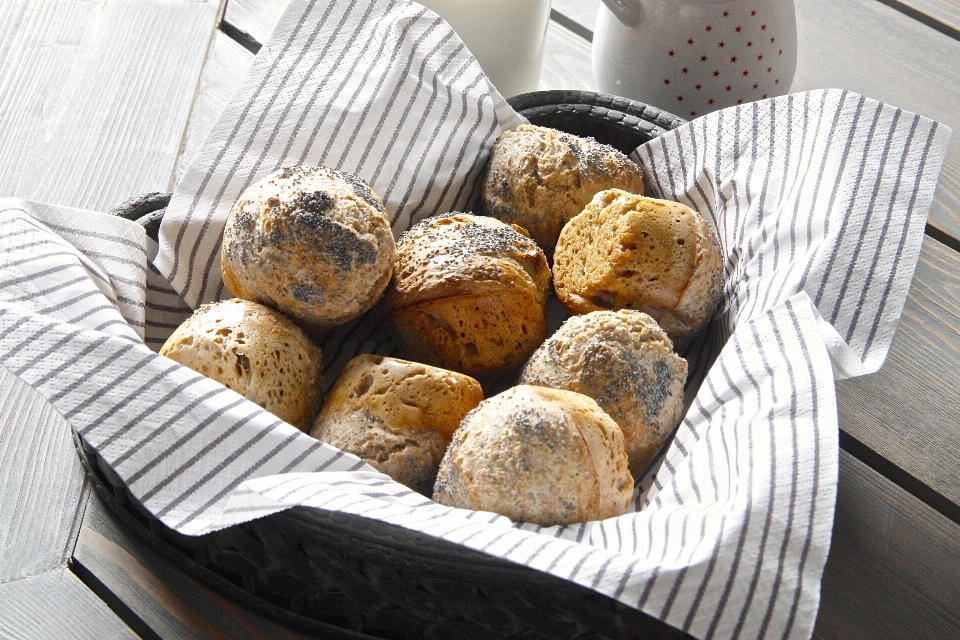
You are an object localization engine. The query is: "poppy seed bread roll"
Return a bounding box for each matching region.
[480,124,646,258]
[384,213,551,376]
[433,385,634,525]
[553,190,724,347]
[519,310,687,476]
[160,299,323,431]
[221,166,396,331]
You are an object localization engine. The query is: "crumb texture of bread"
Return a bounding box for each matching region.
[520,310,687,476]
[553,190,724,347]
[480,124,645,258]
[432,385,634,525]
[311,354,484,495]
[160,298,323,431]
[385,213,551,376]
[221,166,396,331]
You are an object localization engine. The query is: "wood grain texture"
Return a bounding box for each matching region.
[0,365,87,584]
[886,0,960,34]
[792,0,960,241]
[175,29,255,185]
[0,0,221,213]
[836,235,960,505]
[223,0,289,47]
[814,451,960,640]
[0,567,137,639]
[540,19,596,92]
[74,492,314,640]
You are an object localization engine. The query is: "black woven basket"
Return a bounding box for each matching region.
[88,91,693,640]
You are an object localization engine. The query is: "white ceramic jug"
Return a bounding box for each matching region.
[593,0,797,118]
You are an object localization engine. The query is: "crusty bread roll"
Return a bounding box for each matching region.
[221,165,396,331]
[480,124,646,258]
[433,385,634,525]
[519,310,687,476]
[383,213,551,376]
[553,190,724,347]
[311,354,484,495]
[160,298,323,431]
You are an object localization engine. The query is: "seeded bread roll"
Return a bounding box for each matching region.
[520,310,687,476]
[160,298,323,431]
[221,165,396,331]
[480,124,646,258]
[553,190,724,347]
[433,385,634,525]
[311,354,484,495]
[384,213,551,376]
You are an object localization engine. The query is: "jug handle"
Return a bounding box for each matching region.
[600,0,643,27]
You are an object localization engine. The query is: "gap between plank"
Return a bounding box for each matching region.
[839,429,960,528]
[70,558,164,640]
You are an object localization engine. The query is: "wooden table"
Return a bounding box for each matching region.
[2,0,959,637]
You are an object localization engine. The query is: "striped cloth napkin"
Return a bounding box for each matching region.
[0,1,950,639]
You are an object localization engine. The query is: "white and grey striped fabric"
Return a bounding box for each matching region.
[0,0,951,638]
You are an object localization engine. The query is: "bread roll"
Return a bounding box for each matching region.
[480,124,646,258]
[520,310,687,476]
[384,213,551,376]
[433,385,634,525]
[160,299,323,431]
[311,354,484,495]
[221,165,396,331]
[553,190,723,347]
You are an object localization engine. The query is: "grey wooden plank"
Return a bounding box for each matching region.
[0,365,87,584]
[0,0,222,213]
[540,18,596,91]
[223,0,289,46]
[0,567,137,640]
[175,29,255,185]
[882,0,960,36]
[74,491,315,640]
[792,0,960,241]
[836,234,960,508]
[814,451,960,639]
[552,0,601,35]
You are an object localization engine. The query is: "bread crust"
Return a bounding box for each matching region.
[384,213,551,375]
[520,310,687,476]
[553,190,723,347]
[221,166,396,331]
[311,354,483,494]
[480,124,645,258]
[160,299,323,431]
[433,385,634,525]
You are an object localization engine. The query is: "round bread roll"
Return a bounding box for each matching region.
[553,190,724,347]
[160,298,323,431]
[221,165,396,331]
[519,310,687,476]
[480,124,646,258]
[384,213,551,376]
[311,354,484,495]
[433,385,634,525]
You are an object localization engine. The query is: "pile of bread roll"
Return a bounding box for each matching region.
[160,125,724,527]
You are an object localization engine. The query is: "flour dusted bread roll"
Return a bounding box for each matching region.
[311,354,484,495]
[480,124,646,258]
[553,190,724,347]
[160,298,323,431]
[221,166,396,331]
[520,310,687,476]
[433,385,634,525]
[384,213,551,376]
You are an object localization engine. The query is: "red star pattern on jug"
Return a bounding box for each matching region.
[658,7,784,117]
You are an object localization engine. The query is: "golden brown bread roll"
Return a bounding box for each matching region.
[433,385,634,525]
[519,310,687,476]
[480,124,646,258]
[221,165,396,331]
[310,354,484,495]
[160,298,323,431]
[383,213,551,377]
[553,190,724,347]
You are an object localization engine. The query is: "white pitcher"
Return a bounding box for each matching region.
[593,0,797,118]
